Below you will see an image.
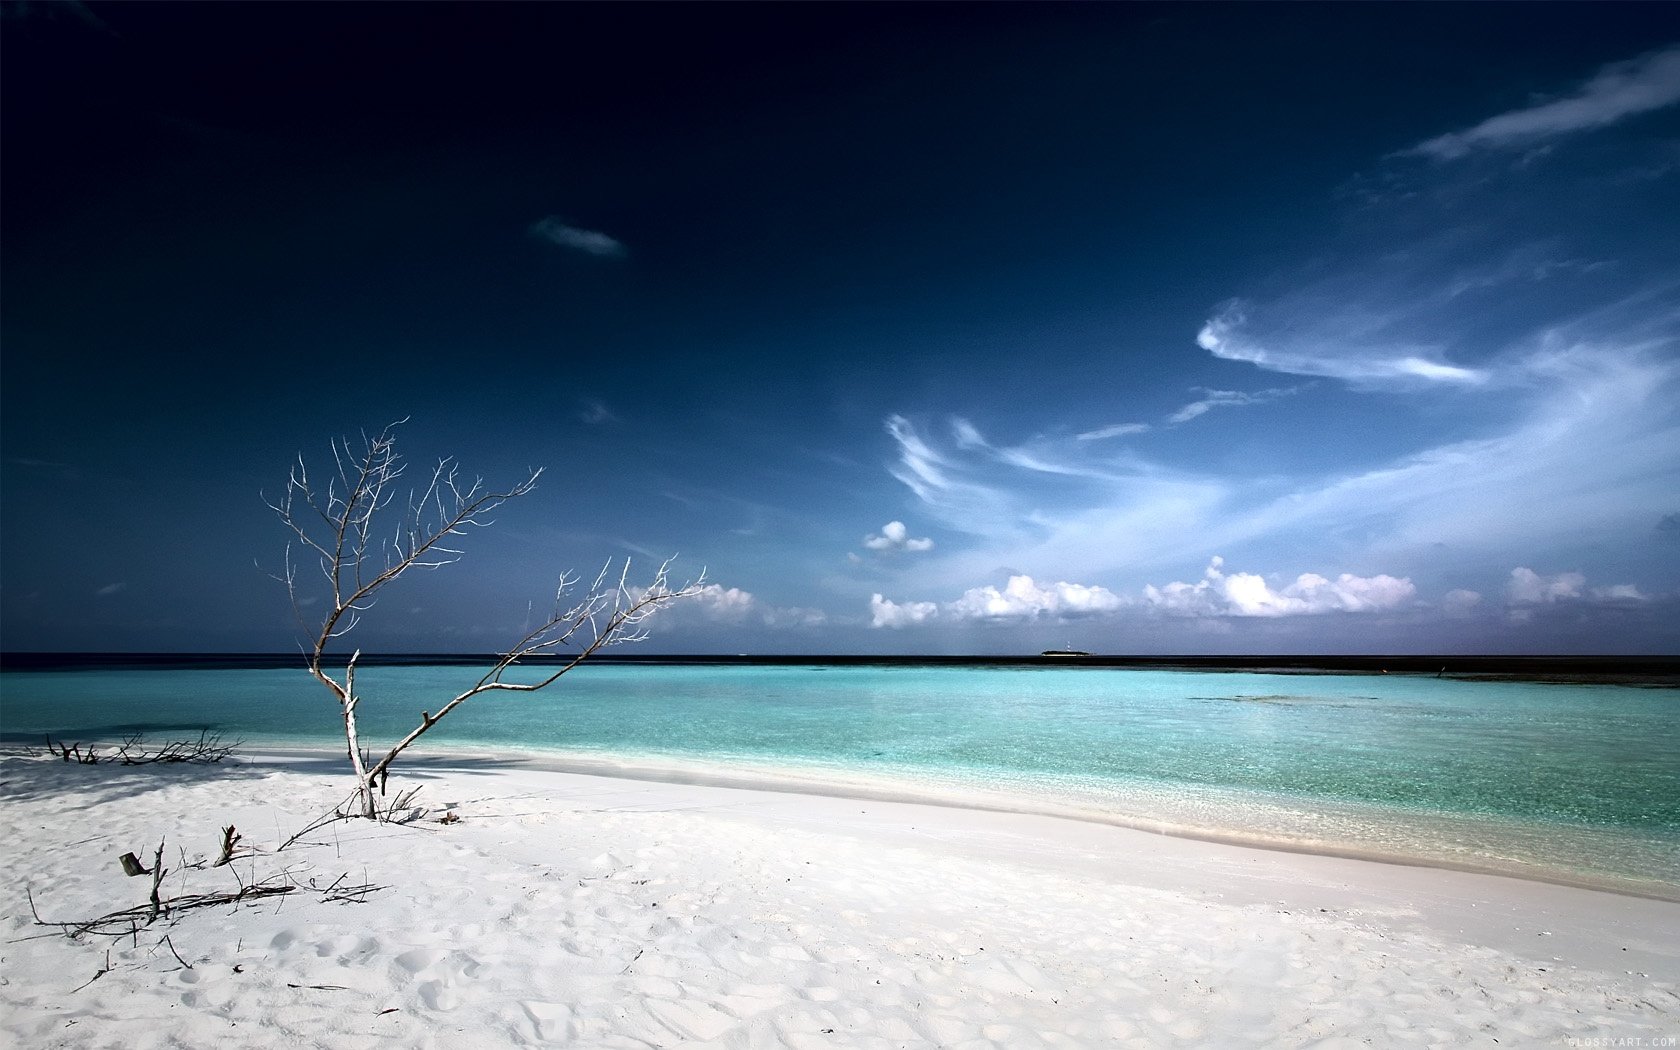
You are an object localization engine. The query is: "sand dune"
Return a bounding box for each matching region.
[2,748,1675,1048]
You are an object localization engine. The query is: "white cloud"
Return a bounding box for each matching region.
[1592,583,1647,602]
[1198,304,1485,387]
[869,593,939,628]
[868,574,1125,628]
[761,606,829,629]
[1409,46,1680,161]
[642,582,832,631]
[688,583,758,622]
[1076,422,1151,441]
[875,338,1677,618]
[1442,589,1483,616]
[945,575,1124,622]
[1143,557,1416,618]
[95,582,126,597]
[1506,566,1586,605]
[884,415,1016,537]
[1166,386,1297,425]
[529,216,627,258]
[950,417,988,449]
[863,520,934,552]
[1210,344,1679,569]
[1507,567,1647,606]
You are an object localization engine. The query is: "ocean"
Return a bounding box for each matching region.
[3,657,1676,896]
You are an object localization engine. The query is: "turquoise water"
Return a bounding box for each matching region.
[3,662,1676,893]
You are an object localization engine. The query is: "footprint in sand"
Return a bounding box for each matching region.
[520,1000,576,1041]
[394,948,484,1013]
[393,948,445,974]
[418,979,459,1012]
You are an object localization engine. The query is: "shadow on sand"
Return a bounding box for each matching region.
[0,741,532,808]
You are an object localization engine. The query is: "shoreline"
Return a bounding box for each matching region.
[2,748,1675,1046]
[247,744,1680,904]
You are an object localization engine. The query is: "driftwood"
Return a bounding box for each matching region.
[26,878,294,941]
[44,731,241,766]
[214,825,242,867]
[27,829,383,945]
[27,870,380,942]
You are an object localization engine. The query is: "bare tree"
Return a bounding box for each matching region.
[265,420,699,819]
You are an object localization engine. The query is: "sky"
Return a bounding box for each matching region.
[3,3,1678,655]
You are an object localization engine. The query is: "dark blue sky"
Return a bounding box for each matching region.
[4,3,1678,653]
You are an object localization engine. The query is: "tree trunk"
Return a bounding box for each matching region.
[342,699,376,819]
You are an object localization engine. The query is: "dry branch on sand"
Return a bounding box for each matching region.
[44,731,241,766]
[23,822,382,948]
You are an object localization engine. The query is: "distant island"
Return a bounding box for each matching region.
[1040,649,1092,657]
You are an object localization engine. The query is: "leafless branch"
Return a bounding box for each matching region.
[266,421,702,819]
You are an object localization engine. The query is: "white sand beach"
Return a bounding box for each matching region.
[2,748,1676,1048]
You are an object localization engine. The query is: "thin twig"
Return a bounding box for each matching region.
[161,934,193,970]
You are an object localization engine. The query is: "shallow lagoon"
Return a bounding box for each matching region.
[4,661,1676,893]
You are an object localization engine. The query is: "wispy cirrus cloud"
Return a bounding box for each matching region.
[1406,45,1680,161]
[529,216,627,258]
[884,415,1018,537]
[1166,385,1298,424]
[877,332,1676,611]
[579,399,618,425]
[1076,422,1151,442]
[1197,302,1486,388]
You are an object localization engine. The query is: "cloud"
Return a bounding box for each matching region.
[1197,303,1485,387]
[1166,386,1297,425]
[877,334,1676,621]
[689,583,758,622]
[580,400,618,425]
[1076,422,1151,441]
[1592,583,1647,602]
[642,582,829,631]
[529,217,627,258]
[1507,567,1647,606]
[761,606,828,629]
[1504,566,1650,623]
[869,593,939,628]
[1506,566,1586,605]
[863,520,934,552]
[1143,557,1416,618]
[950,417,988,449]
[884,415,1016,537]
[1408,45,1680,161]
[868,575,1124,627]
[95,582,126,597]
[945,575,1124,622]
[1442,589,1483,616]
